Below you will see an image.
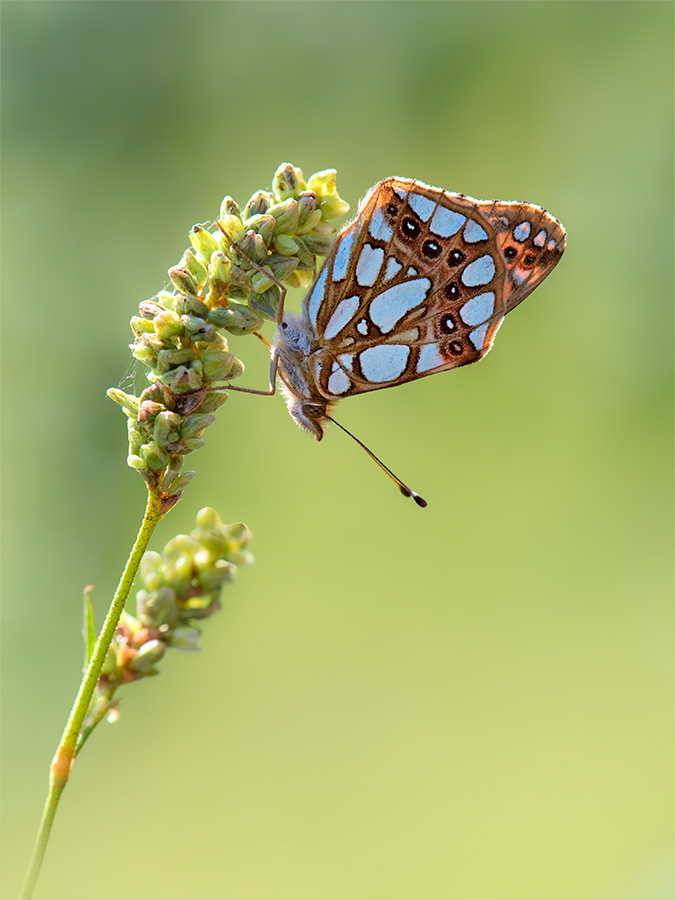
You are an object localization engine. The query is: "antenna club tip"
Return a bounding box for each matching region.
[413,495,428,508]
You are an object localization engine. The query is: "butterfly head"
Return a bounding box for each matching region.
[274,313,334,441]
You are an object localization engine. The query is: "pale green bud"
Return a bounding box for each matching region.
[156,347,195,375]
[273,234,300,256]
[297,191,317,222]
[295,209,323,235]
[195,507,222,530]
[130,639,167,674]
[220,196,242,220]
[226,550,255,567]
[198,347,238,383]
[107,388,140,416]
[308,168,337,197]
[128,454,145,471]
[268,255,299,282]
[238,230,269,266]
[251,268,275,294]
[302,233,335,256]
[175,294,210,319]
[207,303,264,335]
[267,199,299,235]
[140,551,164,590]
[181,414,215,439]
[217,215,245,246]
[181,315,216,342]
[198,559,236,592]
[169,626,202,652]
[249,285,281,321]
[101,646,117,677]
[223,356,245,379]
[273,163,307,200]
[139,300,168,319]
[180,250,208,287]
[225,522,252,545]
[182,437,205,451]
[243,190,273,219]
[189,225,220,261]
[140,441,170,472]
[194,391,229,413]
[292,236,315,268]
[131,316,156,337]
[319,195,350,219]
[163,471,196,499]
[209,250,231,284]
[286,269,314,290]
[160,364,203,394]
[153,410,182,447]
[244,214,276,248]
[168,265,199,297]
[153,310,183,341]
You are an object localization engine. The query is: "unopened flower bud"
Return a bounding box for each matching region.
[181,315,216,342]
[209,250,231,284]
[180,250,208,287]
[243,190,273,219]
[140,441,170,472]
[244,214,276,248]
[207,303,264,335]
[154,310,183,341]
[267,199,299,235]
[181,414,215,439]
[292,236,315,268]
[139,300,169,319]
[130,639,166,674]
[220,196,242,220]
[273,163,306,200]
[107,389,140,416]
[295,209,323,235]
[268,255,299,282]
[168,265,199,297]
[302,233,335,256]
[189,225,220,261]
[156,347,195,375]
[251,268,275,294]
[217,216,245,247]
[153,410,182,447]
[169,626,202,651]
[238,230,268,265]
[273,234,300,256]
[308,169,337,196]
[319,195,350,219]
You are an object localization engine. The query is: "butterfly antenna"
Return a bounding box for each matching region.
[325,415,427,508]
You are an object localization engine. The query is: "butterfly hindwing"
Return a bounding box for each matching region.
[299,178,565,401]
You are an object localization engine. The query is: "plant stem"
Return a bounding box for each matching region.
[20,487,162,900]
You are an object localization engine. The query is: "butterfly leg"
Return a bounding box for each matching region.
[205,222,296,397]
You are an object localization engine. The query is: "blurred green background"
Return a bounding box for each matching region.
[2,2,672,899]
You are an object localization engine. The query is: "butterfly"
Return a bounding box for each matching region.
[226,178,566,504]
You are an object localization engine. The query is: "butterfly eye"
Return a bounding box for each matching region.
[401,217,421,239]
[503,246,518,261]
[422,239,442,259]
[447,249,465,266]
[448,340,463,356]
[444,282,460,301]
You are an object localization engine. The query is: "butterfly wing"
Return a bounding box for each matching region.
[302,178,565,400]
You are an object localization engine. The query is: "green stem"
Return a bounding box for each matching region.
[20,488,162,900]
